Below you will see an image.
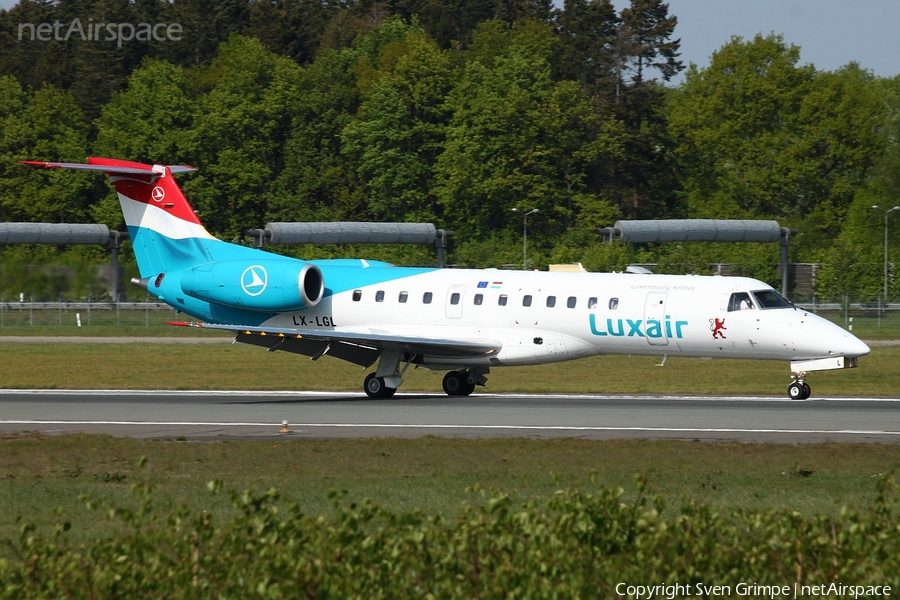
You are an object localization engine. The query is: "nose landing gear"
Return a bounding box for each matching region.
[788,372,811,399]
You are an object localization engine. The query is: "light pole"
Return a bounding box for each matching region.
[512,208,539,270]
[873,206,900,307]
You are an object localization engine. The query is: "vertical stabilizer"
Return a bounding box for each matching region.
[22,157,216,277]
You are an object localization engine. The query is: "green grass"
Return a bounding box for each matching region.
[0,342,897,396]
[0,324,232,337]
[0,307,230,337]
[2,435,899,552]
[816,309,900,340]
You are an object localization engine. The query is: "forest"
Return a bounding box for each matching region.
[1,0,899,302]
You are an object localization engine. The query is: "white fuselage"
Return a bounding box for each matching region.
[258,268,868,370]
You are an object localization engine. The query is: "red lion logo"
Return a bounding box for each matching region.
[710,317,727,339]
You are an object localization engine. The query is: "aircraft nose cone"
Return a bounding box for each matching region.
[844,334,870,358]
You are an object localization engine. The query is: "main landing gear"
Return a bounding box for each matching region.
[788,372,811,400]
[364,372,397,399]
[361,361,489,398]
[442,371,475,396]
[442,369,488,396]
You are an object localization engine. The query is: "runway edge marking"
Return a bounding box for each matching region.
[2,420,899,436]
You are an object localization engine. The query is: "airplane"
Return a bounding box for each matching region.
[22,157,870,400]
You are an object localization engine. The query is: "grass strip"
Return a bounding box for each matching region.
[1,342,897,396]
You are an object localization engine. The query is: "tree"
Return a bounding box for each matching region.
[0,0,184,120]
[93,59,197,163]
[183,35,303,237]
[91,58,198,226]
[0,77,95,224]
[794,64,886,248]
[669,35,885,239]
[551,0,619,94]
[385,0,553,49]
[341,20,453,223]
[270,48,366,223]
[617,0,682,85]
[815,74,900,301]
[246,0,337,65]
[434,20,623,240]
[608,0,683,220]
[668,34,819,219]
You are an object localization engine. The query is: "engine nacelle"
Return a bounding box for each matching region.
[180,259,324,312]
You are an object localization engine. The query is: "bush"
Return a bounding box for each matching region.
[2,475,899,598]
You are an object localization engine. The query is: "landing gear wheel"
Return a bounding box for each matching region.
[788,381,811,400]
[442,371,475,396]
[364,373,396,399]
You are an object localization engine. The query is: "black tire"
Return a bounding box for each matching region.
[442,371,467,396]
[801,382,811,399]
[364,373,396,398]
[788,382,805,399]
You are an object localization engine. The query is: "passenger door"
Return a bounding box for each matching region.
[644,292,669,346]
[445,285,465,319]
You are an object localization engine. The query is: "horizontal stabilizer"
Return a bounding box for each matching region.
[21,159,196,175]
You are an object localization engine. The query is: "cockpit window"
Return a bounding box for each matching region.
[727,292,755,312]
[752,289,793,309]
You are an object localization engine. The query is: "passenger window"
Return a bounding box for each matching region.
[423,292,433,304]
[523,295,533,307]
[474,293,483,305]
[546,296,556,308]
[498,294,508,306]
[588,297,598,309]
[398,291,408,303]
[567,296,577,309]
[450,292,461,305]
[728,292,755,312]
[609,298,618,310]
[352,290,362,302]
[375,290,385,302]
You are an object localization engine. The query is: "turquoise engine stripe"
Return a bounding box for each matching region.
[132,226,439,325]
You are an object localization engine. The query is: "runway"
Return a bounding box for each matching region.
[1,390,899,442]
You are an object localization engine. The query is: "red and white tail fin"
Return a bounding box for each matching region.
[22,157,216,276]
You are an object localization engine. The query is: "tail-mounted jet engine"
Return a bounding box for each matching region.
[179,260,324,311]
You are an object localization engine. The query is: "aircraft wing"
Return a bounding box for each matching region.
[170,322,502,368]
